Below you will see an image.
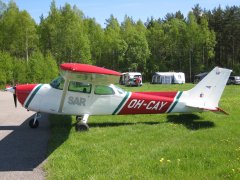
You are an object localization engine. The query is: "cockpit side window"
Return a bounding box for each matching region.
[50,76,65,90]
[94,85,115,95]
[68,81,92,93]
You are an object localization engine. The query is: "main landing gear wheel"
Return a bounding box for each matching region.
[29,118,39,128]
[75,114,89,132]
[75,123,89,132]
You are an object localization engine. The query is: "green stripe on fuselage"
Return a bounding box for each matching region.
[167,91,183,113]
[25,84,43,108]
[112,92,130,115]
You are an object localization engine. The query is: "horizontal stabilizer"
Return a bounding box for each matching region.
[206,107,229,115]
[186,103,229,115]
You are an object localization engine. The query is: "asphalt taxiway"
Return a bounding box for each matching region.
[0,91,49,180]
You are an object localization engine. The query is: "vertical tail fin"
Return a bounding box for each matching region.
[186,67,232,113]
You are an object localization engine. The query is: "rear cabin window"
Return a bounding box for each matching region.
[50,76,65,90]
[68,81,91,93]
[94,85,114,95]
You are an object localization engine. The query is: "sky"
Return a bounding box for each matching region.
[4,0,240,27]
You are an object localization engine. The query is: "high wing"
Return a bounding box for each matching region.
[60,63,121,85]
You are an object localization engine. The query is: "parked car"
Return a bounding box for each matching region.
[194,72,208,84]
[227,76,240,85]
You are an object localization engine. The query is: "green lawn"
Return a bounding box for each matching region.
[45,84,240,179]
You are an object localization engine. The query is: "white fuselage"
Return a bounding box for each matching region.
[26,84,127,116]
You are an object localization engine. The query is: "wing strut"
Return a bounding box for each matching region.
[58,72,70,113]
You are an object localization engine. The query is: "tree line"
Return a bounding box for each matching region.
[0,1,240,86]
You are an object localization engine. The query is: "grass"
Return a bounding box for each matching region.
[45,83,240,179]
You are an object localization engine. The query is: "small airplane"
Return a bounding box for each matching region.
[6,63,231,131]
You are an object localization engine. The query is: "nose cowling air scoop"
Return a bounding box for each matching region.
[11,84,38,106]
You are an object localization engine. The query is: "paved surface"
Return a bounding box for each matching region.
[0,91,50,180]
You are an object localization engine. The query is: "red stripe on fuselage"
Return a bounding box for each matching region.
[134,92,177,98]
[16,84,38,105]
[118,92,177,115]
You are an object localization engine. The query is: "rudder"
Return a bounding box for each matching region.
[185,67,232,111]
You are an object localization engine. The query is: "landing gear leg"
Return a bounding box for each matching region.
[75,114,89,132]
[29,112,41,128]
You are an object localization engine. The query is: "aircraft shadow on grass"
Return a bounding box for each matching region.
[88,121,161,128]
[88,114,215,130]
[166,114,215,130]
[0,114,72,172]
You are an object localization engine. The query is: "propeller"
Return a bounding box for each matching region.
[13,86,17,107]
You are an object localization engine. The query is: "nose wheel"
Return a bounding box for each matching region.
[29,113,41,129]
[75,114,89,132]
[75,123,89,131]
[29,119,39,128]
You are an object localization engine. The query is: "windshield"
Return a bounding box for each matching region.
[113,85,126,94]
[50,76,65,90]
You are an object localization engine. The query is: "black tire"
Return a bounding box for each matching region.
[75,123,89,132]
[29,118,39,128]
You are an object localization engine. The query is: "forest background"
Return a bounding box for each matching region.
[0,0,240,85]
